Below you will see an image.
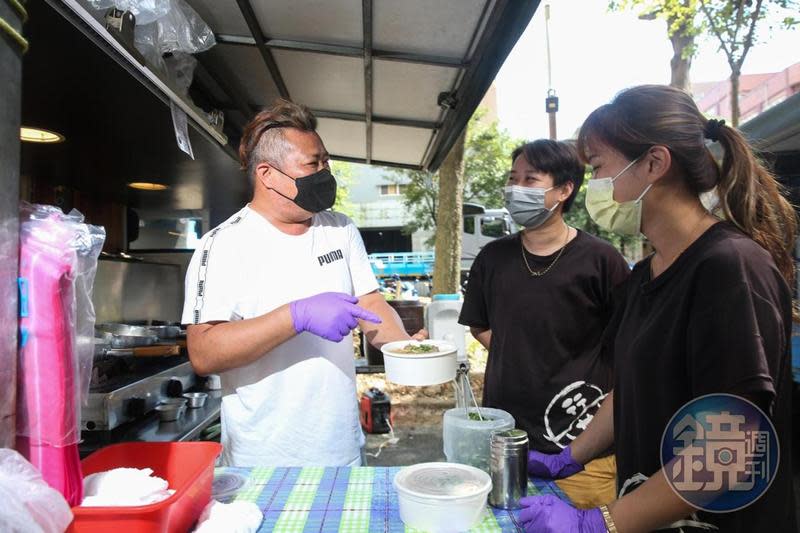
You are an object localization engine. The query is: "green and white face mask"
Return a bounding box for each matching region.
[585,156,651,236]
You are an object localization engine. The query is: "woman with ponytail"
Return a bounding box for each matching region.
[519,85,797,532]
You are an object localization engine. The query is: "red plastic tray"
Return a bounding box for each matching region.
[68,441,222,533]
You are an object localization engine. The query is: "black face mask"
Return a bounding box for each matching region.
[270,167,337,213]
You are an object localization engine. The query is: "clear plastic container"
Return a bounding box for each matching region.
[393,462,491,532]
[443,407,515,472]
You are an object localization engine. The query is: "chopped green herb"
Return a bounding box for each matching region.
[392,343,438,354]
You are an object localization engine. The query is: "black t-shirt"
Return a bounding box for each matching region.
[459,230,630,453]
[610,222,796,532]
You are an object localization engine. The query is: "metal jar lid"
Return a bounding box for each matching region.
[491,429,528,445]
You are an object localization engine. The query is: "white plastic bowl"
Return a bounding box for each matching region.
[380,340,457,386]
[393,462,492,532]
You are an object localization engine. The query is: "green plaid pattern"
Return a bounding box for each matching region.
[247,467,276,484]
[285,483,319,511]
[338,509,371,532]
[213,466,570,532]
[273,510,311,533]
[347,467,375,484]
[343,483,372,509]
[467,509,503,533]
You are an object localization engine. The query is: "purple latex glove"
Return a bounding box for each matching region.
[519,495,605,533]
[290,292,381,342]
[528,445,584,479]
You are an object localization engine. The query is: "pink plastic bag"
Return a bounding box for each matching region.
[16,204,104,507]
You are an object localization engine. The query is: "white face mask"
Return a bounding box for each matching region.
[700,187,721,214]
[504,185,560,229]
[585,156,651,236]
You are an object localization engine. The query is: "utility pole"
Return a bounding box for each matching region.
[544,4,558,140]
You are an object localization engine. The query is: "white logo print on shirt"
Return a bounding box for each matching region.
[543,381,607,449]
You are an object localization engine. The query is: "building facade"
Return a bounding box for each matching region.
[693,62,800,124]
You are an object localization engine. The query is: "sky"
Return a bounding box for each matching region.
[494,1,800,141]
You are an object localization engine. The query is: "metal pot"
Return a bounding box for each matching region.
[95,323,159,349]
[183,392,207,408]
[155,398,187,422]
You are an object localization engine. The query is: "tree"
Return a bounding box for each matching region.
[432,132,466,295]
[698,0,798,126]
[609,0,702,90]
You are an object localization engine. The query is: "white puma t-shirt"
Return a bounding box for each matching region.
[181,205,378,467]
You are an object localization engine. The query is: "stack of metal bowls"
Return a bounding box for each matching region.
[488,429,529,509]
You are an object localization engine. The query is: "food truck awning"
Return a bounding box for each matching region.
[740,91,800,155]
[31,0,538,221]
[187,0,539,171]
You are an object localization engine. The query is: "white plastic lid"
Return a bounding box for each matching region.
[393,462,491,500]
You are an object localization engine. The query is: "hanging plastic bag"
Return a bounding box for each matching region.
[134,0,215,60]
[16,203,105,506]
[133,21,166,73]
[85,0,171,26]
[0,449,73,533]
[156,0,216,55]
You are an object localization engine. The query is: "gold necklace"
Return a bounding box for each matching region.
[521,224,571,277]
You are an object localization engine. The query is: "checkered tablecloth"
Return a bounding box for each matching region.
[214,466,569,532]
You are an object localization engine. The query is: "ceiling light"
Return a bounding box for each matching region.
[128,182,168,191]
[20,126,65,143]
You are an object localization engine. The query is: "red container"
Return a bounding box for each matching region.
[68,442,222,533]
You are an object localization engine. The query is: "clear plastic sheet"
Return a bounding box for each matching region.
[0,449,73,533]
[17,202,105,446]
[85,0,171,26]
[133,0,215,70]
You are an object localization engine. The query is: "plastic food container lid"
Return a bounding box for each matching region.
[394,462,491,500]
[212,472,249,500]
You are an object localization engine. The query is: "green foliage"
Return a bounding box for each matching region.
[698,0,798,71]
[609,0,703,58]
[463,109,523,209]
[611,0,797,76]
[391,168,438,235]
[331,160,356,219]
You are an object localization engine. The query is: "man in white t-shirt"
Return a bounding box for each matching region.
[182,99,425,467]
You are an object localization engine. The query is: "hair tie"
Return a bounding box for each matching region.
[704,118,726,142]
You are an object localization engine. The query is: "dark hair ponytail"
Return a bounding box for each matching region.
[714,123,797,285]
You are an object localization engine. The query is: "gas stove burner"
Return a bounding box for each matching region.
[82,359,196,432]
[212,472,248,501]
